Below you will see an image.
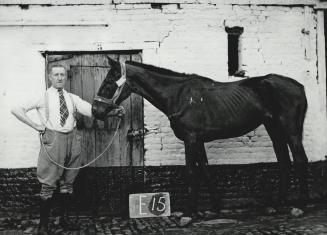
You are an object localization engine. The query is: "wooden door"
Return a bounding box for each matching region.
[45,52,144,215]
[45,52,144,167]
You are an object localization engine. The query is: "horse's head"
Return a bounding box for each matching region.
[92,57,131,120]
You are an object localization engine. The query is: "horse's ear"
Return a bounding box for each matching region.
[106,56,120,71]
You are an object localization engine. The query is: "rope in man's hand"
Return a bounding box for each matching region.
[40,106,125,170]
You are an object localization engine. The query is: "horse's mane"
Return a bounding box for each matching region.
[126,61,189,78]
[126,61,218,84]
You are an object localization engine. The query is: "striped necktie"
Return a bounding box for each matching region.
[58,89,69,127]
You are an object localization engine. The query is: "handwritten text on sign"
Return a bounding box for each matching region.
[129,192,171,218]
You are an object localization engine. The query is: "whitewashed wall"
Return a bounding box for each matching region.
[0,2,326,168]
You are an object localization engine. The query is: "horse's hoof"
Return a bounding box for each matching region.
[265,207,277,215]
[290,207,304,217]
[179,217,192,227]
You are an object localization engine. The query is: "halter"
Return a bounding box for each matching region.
[94,61,127,106]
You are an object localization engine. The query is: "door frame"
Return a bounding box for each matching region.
[43,50,145,167]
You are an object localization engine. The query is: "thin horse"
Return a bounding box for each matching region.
[92,57,309,217]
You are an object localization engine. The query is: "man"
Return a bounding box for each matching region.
[11,65,121,234]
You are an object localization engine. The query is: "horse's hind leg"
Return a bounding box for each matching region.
[287,134,309,206]
[197,143,220,213]
[279,107,309,207]
[264,119,291,205]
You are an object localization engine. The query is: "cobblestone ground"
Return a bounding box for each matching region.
[0,204,327,235]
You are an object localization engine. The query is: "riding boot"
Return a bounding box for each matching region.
[36,198,52,235]
[59,193,79,231]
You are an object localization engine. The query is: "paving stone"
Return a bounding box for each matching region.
[23,227,34,234]
[171,212,183,218]
[194,218,239,226]
[1,205,327,234]
[122,229,132,235]
[261,231,272,234]
[204,210,218,219]
[290,207,304,217]
[179,217,192,227]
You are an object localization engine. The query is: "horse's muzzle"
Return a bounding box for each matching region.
[92,98,118,120]
[92,100,107,120]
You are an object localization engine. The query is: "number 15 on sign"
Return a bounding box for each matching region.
[129,192,171,218]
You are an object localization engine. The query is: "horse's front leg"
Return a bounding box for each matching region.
[197,143,221,213]
[184,135,200,217]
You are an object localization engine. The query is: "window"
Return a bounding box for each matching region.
[225,26,244,77]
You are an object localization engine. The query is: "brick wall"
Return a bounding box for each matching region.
[0,162,326,217]
[0,2,326,168]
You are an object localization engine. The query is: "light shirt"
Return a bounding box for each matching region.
[22,87,92,133]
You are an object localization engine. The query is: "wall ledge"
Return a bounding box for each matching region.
[0,0,319,6]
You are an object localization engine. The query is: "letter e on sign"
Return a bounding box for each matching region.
[129,192,171,218]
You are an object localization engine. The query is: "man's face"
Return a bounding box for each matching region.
[49,66,67,89]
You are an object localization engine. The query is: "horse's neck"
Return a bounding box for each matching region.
[126,65,182,114]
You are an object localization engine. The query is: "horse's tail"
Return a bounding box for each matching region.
[296,86,308,140]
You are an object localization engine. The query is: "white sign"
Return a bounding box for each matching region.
[129,192,171,218]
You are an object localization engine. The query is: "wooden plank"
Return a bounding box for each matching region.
[78,54,96,167]
[80,68,95,126]
[69,64,83,96]
[118,53,132,166]
[93,54,114,167]
[93,54,116,167]
[68,58,92,167]
[131,52,144,166]
[68,56,83,128]
[69,64,90,166]
[101,53,126,167]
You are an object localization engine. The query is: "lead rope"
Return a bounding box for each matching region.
[39,118,122,170]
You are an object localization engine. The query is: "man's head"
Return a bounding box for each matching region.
[49,65,67,89]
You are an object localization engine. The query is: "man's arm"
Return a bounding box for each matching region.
[73,95,125,118]
[11,106,45,132]
[73,96,93,118]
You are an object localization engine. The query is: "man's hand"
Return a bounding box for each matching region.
[108,106,126,117]
[116,106,126,117]
[11,106,46,133]
[35,124,46,133]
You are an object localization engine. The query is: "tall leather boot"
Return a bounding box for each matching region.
[36,198,52,235]
[59,193,79,231]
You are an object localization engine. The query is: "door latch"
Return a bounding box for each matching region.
[127,128,148,139]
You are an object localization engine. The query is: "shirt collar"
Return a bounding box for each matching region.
[49,86,66,93]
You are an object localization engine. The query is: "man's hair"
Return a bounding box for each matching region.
[49,64,67,74]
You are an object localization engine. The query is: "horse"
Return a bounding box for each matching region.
[92,57,309,221]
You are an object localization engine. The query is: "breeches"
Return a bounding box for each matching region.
[37,128,82,199]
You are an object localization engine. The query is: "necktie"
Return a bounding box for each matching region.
[58,89,69,127]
